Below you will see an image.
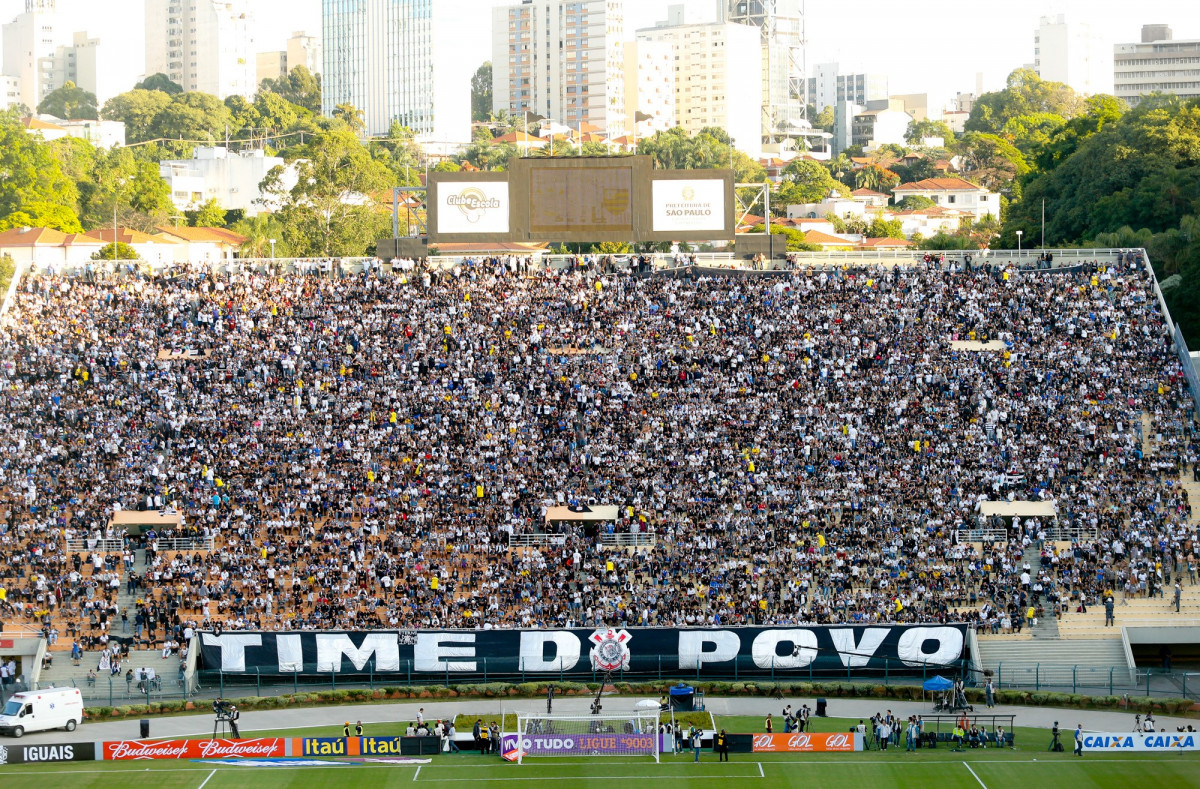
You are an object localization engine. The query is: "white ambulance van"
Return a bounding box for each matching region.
[0,687,84,737]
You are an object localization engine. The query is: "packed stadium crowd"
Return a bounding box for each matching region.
[0,253,1196,648]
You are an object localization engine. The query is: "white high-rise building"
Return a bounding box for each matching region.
[491,0,627,136]
[1114,25,1200,107]
[623,40,675,138]
[806,63,888,111]
[286,31,321,76]
[1033,14,1113,96]
[637,20,763,157]
[145,0,256,99]
[2,0,70,109]
[322,0,470,143]
[40,32,127,107]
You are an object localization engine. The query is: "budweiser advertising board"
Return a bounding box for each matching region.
[103,738,286,760]
[752,732,860,752]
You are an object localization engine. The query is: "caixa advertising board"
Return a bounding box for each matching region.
[1080,733,1200,752]
[0,742,97,764]
[752,732,862,752]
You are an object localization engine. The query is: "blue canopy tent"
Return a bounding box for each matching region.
[922,676,954,691]
[669,683,695,712]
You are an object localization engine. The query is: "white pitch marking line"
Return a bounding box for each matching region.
[413,765,422,781]
[758,761,764,778]
[963,761,988,789]
[197,769,217,789]
[419,777,765,784]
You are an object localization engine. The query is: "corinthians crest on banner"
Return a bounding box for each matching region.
[588,628,632,671]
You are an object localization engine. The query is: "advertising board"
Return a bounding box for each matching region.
[651,179,727,233]
[102,738,285,760]
[0,742,96,764]
[435,182,510,235]
[751,732,861,752]
[1079,732,1200,752]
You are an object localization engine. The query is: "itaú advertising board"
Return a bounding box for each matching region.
[752,732,862,752]
[435,182,510,235]
[651,179,726,234]
[1080,732,1200,752]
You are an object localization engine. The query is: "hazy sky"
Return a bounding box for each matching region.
[2,0,1197,104]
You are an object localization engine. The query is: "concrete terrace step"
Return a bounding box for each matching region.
[976,637,1132,688]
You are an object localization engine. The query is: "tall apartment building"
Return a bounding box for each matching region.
[1033,14,1112,96]
[637,20,762,156]
[806,63,888,111]
[40,32,127,106]
[491,0,627,136]
[322,0,470,142]
[1114,25,1200,107]
[2,0,69,109]
[622,39,675,137]
[145,0,256,99]
[287,31,321,76]
[724,0,805,140]
[257,32,321,86]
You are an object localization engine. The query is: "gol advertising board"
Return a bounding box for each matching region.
[435,181,510,236]
[651,179,727,234]
[1080,732,1200,752]
[0,742,96,764]
[102,738,286,760]
[752,732,861,752]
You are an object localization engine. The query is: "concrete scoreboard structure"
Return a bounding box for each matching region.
[426,156,735,245]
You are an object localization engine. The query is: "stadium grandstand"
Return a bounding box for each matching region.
[0,249,1196,693]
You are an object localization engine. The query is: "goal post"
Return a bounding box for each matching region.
[509,711,661,764]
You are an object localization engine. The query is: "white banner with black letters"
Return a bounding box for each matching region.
[198,625,966,679]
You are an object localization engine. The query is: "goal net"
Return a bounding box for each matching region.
[510,712,660,763]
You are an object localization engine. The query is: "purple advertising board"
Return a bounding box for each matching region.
[500,732,658,756]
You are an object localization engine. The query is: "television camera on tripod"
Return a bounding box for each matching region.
[212,698,241,739]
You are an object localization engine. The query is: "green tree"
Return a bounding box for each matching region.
[471,62,493,122]
[258,66,322,114]
[855,164,900,193]
[0,254,14,294]
[454,139,519,172]
[92,242,140,260]
[134,73,184,95]
[0,109,81,231]
[100,89,174,144]
[150,92,232,146]
[999,112,1067,159]
[905,118,955,146]
[232,214,289,258]
[955,132,1029,194]
[334,103,366,135]
[894,195,937,211]
[965,68,1084,134]
[37,81,98,120]
[779,158,850,204]
[263,128,394,256]
[865,217,905,239]
[749,223,820,251]
[187,198,227,227]
[1033,94,1125,172]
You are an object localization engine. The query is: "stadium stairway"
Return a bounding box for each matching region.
[1023,546,1060,639]
[37,648,175,701]
[976,637,1133,690]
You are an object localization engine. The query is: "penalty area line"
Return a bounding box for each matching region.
[963,761,988,789]
[417,774,765,783]
[197,769,217,789]
[413,765,422,781]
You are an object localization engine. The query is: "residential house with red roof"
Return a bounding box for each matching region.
[890,177,999,221]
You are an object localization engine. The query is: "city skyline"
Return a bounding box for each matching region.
[0,0,1197,109]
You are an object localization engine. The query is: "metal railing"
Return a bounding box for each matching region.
[508,533,568,548]
[986,663,1200,699]
[64,536,214,552]
[600,532,658,548]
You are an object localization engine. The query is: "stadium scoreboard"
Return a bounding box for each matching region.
[428,156,734,244]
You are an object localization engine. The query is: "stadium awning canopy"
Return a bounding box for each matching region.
[545,505,620,523]
[979,500,1057,518]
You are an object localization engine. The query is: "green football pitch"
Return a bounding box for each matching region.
[2,715,1198,788]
